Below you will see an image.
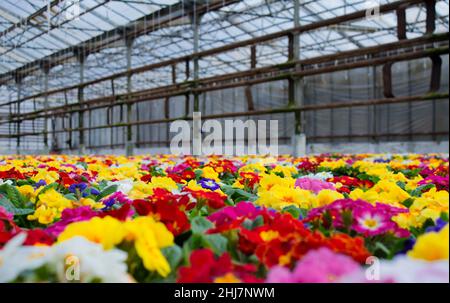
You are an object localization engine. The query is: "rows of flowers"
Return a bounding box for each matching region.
[0,153,448,283]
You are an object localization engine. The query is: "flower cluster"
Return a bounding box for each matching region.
[0,153,448,283]
[306,199,410,237]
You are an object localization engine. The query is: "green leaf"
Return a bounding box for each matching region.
[182,234,204,263]
[97,180,109,191]
[161,245,183,270]
[396,181,406,191]
[221,184,236,196]
[410,184,435,197]
[0,195,34,216]
[440,212,449,223]
[342,210,353,230]
[96,185,118,201]
[194,169,203,180]
[38,183,58,195]
[64,193,78,201]
[242,218,253,230]
[234,189,258,202]
[422,218,436,231]
[374,242,391,257]
[221,184,257,203]
[17,179,32,187]
[401,198,414,208]
[76,162,88,170]
[0,184,26,208]
[191,216,213,234]
[282,205,301,219]
[251,215,265,229]
[202,234,228,255]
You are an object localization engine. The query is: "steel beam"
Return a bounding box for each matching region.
[2,0,438,109]
[3,38,448,125]
[8,93,449,138]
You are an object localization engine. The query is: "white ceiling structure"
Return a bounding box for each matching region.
[0,0,448,99]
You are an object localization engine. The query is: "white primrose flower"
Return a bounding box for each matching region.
[50,236,132,283]
[298,171,334,181]
[0,179,14,186]
[0,234,132,283]
[340,255,449,283]
[0,233,49,283]
[107,179,134,194]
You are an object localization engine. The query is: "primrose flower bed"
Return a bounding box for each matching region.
[0,154,448,283]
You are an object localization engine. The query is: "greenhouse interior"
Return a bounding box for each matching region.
[0,0,449,286]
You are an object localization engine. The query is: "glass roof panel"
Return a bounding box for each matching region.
[0,0,179,74]
[0,0,448,89]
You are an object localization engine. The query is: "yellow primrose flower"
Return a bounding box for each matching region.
[349,188,379,203]
[150,176,178,192]
[58,216,126,249]
[31,170,59,184]
[202,167,220,182]
[259,174,295,192]
[350,180,411,207]
[405,175,424,191]
[231,180,245,189]
[394,188,449,229]
[27,205,58,225]
[27,188,73,224]
[238,163,267,174]
[124,217,174,277]
[128,181,154,199]
[79,197,104,210]
[185,180,226,196]
[419,188,449,209]
[408,224,449,261]
[38,188,73,209]
[116,164,140,179]
[320,159,347,170]
[389,172,409,183]
[186,180,205,192]
[271,165,297,177]
[256,185,313,210]
[18,185,41,203]
[313,189,344,208]
[58,215,175,277]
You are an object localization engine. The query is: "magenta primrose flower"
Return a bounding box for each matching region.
[45,206,97,237]
[418,175,449,191]
[306,199,410,237]
[352,207,394,236]
[266,247,360,283]
[295,177,336,194]
[207,201,261,226]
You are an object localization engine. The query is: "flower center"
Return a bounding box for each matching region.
[363,218,379,229]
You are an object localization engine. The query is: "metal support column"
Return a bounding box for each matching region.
[192,9,202,156]
[76,49,87,155]
[291,0,306,157]
[15,76,22,155]
[41,61,50,153]
[125,37,135,156]
[192,12,202,112]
